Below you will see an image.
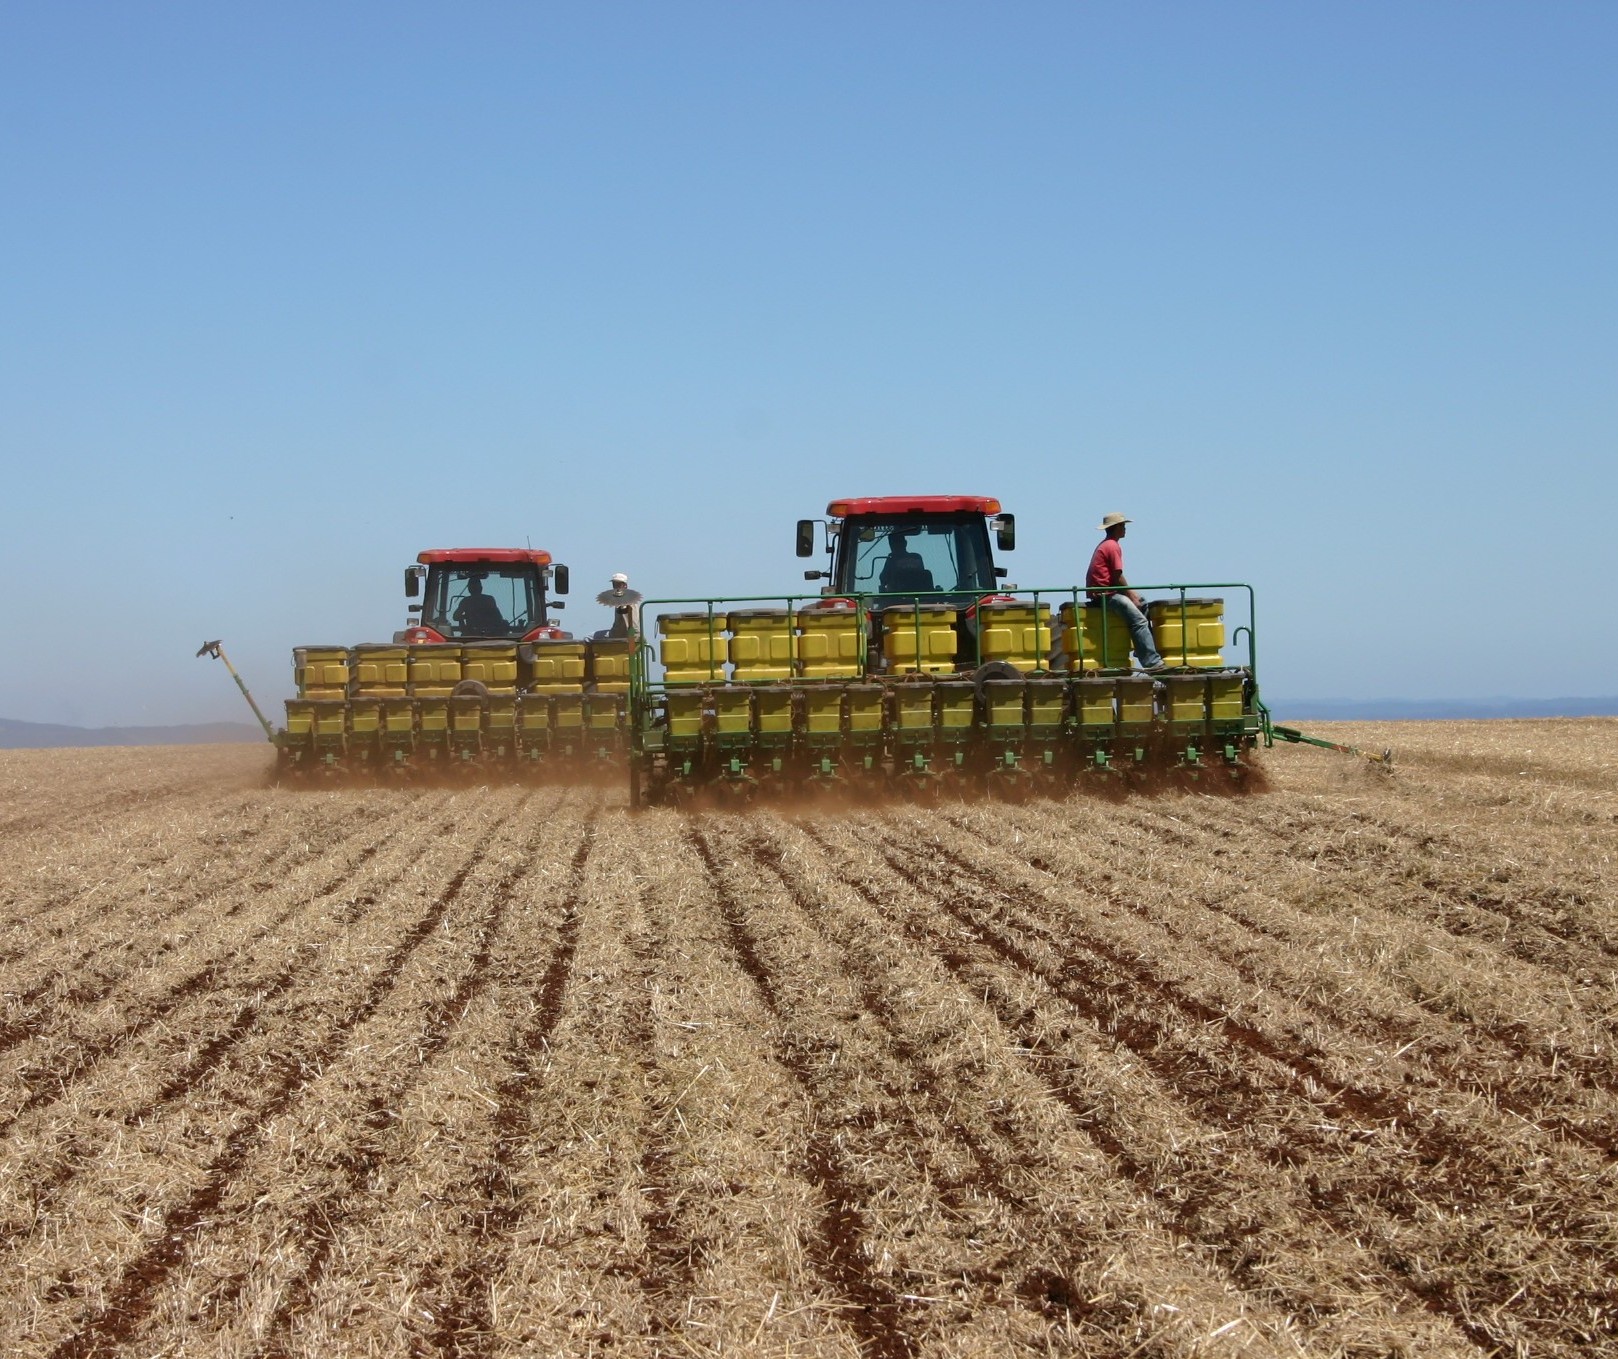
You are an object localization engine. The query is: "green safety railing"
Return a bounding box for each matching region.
[617,582,1401,770]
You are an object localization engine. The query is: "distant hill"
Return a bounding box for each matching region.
[0,718,268,749]
[1268,698,1618,721]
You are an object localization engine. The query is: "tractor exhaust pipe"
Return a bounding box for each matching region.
[196,640,276,743]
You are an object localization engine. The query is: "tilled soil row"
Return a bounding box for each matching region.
[3,733,1615,1358]
[616,896,691,1328]
[6,793,376,933]
[398,806,601,1357]
[842,813,1615,1356]
[0,791,291,958]
[459,810,733,1356]
[1179,787,1618,977]
[956,799,1618,1149]
[15,791,541,1359]
[590,810,861,1357]
[685,820,927,1359]
[920,800,1618,1193]
[0,793,435,1086]
[786,816,1477,1357]
[1153,799,1617,1076]
[0,799,472,1262]
[367,803,852,1358]
[561,841,698,1345]
[225,799,602,1359]
[0,793,453,1124]
[205,795,778,1359]
[726,812,1310,1358]
[0,760,244,840]
[1109,793,1618,1100]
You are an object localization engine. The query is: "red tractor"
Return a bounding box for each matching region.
[798,494,1015,607]
[397,548,571,643]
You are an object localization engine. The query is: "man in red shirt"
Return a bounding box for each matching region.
[1086,512,1165,671]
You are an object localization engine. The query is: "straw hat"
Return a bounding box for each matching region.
[1098,512,1131,531]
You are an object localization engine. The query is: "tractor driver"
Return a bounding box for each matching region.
[879,532,933,594]
[452,576,508,636]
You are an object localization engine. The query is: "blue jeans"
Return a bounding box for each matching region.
[1102,594,1163,669]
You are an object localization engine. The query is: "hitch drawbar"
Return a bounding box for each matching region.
[1271,723,1393,767]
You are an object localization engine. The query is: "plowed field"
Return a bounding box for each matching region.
[2,722,1615,1358]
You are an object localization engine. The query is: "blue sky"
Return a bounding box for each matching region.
[3,3,1614,726]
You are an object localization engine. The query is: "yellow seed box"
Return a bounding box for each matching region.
[977,602,1052,670]
[797,604,862,679]
[1059,603,1133,672]
[1146,598,1225,668]
[728,609,795,681]
[881,604,957,675]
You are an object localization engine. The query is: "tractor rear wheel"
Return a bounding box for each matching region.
[970,660,1023,696]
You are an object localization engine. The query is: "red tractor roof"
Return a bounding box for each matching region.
[416,548,554,566]
[826,495,1001,518]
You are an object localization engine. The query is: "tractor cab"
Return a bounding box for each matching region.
[798,495,1015,606]
[399,548,570,643]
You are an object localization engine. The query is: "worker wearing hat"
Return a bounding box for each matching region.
[1086,514,1166,671]
[597,572,643,638]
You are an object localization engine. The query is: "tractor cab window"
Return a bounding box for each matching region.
[423,566,540,638]
[840,516,996,599]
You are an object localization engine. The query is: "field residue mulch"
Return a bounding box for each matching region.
[1,721,1614,1357]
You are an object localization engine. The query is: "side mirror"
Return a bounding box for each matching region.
[994,566,1008,578]
[404,567,421,598]
[549,600,566,610]
[803,569,825,581]
[552,564,569,595]
[408,603,423,613]
[994,514,1016,552]
[795,519,816,557]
